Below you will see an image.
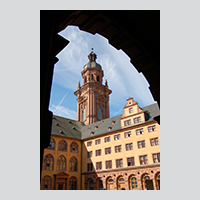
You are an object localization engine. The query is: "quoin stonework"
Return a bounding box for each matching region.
[40,50,160,190]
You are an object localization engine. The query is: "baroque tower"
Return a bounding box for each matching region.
[74,49,112,125]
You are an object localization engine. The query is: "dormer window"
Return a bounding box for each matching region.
[95,126,98,129]
[108,127,112,131]
[111,121,115,124]
[90,132,94,135]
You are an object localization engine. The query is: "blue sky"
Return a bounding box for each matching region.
[49,26,156,120]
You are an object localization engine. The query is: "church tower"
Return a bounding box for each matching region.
[74,49,112,125]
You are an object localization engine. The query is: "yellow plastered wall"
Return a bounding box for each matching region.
[41,135,82,190]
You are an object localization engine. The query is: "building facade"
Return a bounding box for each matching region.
[40,51,160,190]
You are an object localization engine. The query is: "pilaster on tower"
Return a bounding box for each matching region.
[74,49,112,125]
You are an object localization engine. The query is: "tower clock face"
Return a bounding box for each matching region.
[98,89,103,95]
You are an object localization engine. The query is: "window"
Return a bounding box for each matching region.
[130,176,137,189]
[41,176,52,190]
[95,139,101,145]
[46,138,55,150]
[96,161,102,170]
[134,116,141,124]
[87,141,92,146]
[95,149,101,156]
[152,153,160,163]
[125,143,133,151]
[136,128,144,135]
[83,108,86,121]
[69,156,78,171]
[105,147,111,155]
[108,127,112,131]
[148,125,157,132]
[43,154,54,171]
[115,145,122,153]
[87,163,93,171]
[150,137,159,146]
[129,108,133,113]
[137,140,146,148]
[58,140,67,152]
[85,76,87,83]
[124,119,131,126]
[97,76,99,82]
[116,159,123,168]
[70,142,78,153]
[114,134,121,141]
[139,155,148,165]
[87,151,93,158]
[127,157,135,166]
[104,136,110,143]
[98,107,103,120]
[124,131,131,138]
[57,155,66,171]
[105,160,112,169]
[69,177,77,190]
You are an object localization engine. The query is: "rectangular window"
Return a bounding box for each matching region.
[136,128,144,135]
[95,139,101,145]
[87,163,93,171]
[127,157,135,166]
[116,159,123,168]
[150,137,159,146]
[114,134,121,141]
[95,149,101,156]
[134,116,141,124]
[105,160,112,169]
[137,140,146,148]
[129,108,133,113]
[96,161,102,170]
[139,155,148,165]
[115,145,122,153]
[87,141,92,146]
[124,131,132,138]
[148,125,157,132]
[105,147,111,155]
[104,136,111,143]
[87,151,93,158]
[125,143,133,151]
[152,153,160,163]
[124,119,131,126]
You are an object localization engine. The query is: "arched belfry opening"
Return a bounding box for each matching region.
[40,10,160,180]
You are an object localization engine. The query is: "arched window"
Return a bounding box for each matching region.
[57,155,66,171]
[85,76,87,83]
[69,156,78,171]
[69,176,77,190]
[58,140,67,152]
[98,107,103,120]
[129,175,138,190]
[88,178,94,190]
[70,142,78,153]
[82,108,86,121]
[142,174,150,190]
[97,76,99,82]
[46,138,55,150]
[107,177,114,190]
[41,176,52,190]
[43,154,54,171]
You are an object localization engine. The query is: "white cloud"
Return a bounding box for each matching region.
[50,104,77,120]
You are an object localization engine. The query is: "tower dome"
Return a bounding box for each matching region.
[82,49,102,70]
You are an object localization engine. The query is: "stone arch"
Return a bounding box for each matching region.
[154,171,160,190]
[116,175,125,190]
